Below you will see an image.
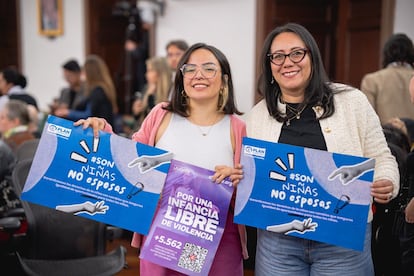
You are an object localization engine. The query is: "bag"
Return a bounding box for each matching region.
[0,176,22,215]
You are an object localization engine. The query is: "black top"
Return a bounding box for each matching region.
[68,86,114,126]
[59,84,85,110]
[86,86,114,126]
[0,140,15,180]
[406,152,414,198]
[278,104,327,151]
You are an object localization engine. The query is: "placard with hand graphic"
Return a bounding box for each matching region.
[21,115,172,235]
[234,137,374,251]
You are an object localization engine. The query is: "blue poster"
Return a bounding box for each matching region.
[234,137,374,251]
[140,159,234,275]
[21,115,171,235]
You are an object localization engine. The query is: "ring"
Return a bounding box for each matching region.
[387,193,392,200]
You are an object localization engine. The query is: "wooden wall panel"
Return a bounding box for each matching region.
[85,0,134,114]
[340,0,382,87]
[257,0,338,83]
[0,0,20,70]
[256,0,390,92]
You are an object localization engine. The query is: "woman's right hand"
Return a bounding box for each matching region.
[212,164,244,187]
[74,117,106,137]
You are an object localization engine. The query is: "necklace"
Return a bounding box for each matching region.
[284,103,306,126]
[198,125,214,136]
[189,113,221,136]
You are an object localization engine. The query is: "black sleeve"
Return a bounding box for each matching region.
[406,152,414,198]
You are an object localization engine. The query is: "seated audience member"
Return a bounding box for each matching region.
[0,67,38,111]
[54,55,118,127]
[50,59,85,114]
[0,100,36,152]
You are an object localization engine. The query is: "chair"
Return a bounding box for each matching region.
[14,139,40,162]
[11,158,126,276]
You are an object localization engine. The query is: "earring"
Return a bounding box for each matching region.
[271,76,275,84]
[181,90,188,106]
[217,88,224,110]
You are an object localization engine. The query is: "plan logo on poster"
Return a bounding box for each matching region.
[243,145,266,158]
[47,123,71,138]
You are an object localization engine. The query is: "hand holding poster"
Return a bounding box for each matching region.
[234,137,374,251]
[21,115,171,235]
[140,159,234,275]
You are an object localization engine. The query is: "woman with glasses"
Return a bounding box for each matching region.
[246,22,399,275]
[75,43,248,275]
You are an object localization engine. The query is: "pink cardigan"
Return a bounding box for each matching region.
[108,103,249,260]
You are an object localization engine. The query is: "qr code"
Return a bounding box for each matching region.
[178,242,208,273]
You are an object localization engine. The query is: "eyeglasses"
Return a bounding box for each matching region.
[180,63,219,79]
[267,48,308,66]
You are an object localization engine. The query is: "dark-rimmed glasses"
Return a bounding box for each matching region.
[267,48,308,66]
[180,63,219,79]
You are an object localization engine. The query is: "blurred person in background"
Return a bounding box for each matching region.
[361,33,414,124]
[165,39,189,99]
[0,100,36,151]
[125,56,172,134]
[54,55,118,128]
[49,59,85,115]
[0,67,38,111]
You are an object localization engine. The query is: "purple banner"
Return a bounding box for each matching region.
[140,159,234,275]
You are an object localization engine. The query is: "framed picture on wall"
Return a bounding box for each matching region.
[37,0,63,37]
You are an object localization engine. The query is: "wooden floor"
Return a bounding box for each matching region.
[107,233,255,276]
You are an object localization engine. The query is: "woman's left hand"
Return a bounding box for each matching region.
[371,179,394,204]
[212,164,243,187]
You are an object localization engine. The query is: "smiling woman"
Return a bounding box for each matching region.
[74,42,248,276]
[246,22,399,276]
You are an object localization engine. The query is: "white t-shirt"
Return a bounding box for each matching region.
[156,114,233,170]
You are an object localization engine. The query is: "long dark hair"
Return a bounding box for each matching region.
[257,23,335,122]
[165,42,243,116]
